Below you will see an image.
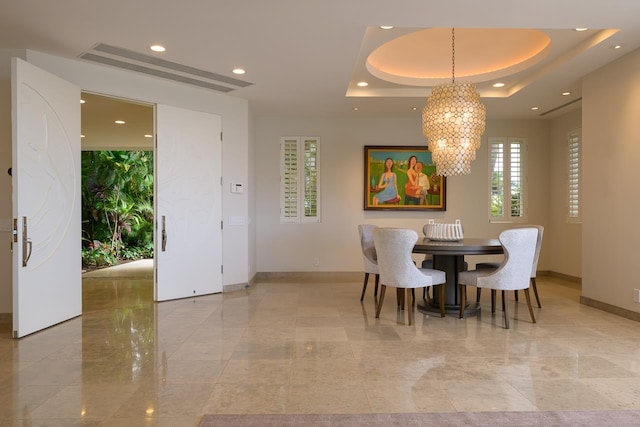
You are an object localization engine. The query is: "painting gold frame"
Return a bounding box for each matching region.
[364,145,446,211]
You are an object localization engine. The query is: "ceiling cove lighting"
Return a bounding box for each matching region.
[422,28,486,176]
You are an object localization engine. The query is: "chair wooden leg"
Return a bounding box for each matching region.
[514,290,519,302]
[503,290,510,329]
[439,284,445,318]
[524,288,537,323]
[376,285,387,318]
[374,274,380,297]
[491,289,496,313]
[407,288,413,325]
[360,273,369,301]
[397,288,405,310]
[531,277,541,308]
[476,288,482,303]
[459,284,466,319]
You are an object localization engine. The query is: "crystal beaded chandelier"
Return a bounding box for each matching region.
[422,28,486,176]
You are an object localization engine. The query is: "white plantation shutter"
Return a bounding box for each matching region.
[567,129,581,222]
[489,137,527,222]
[281,138,299,222]
[509,142,523,218]
[490,141,505,218]
[280,136,320,223]
[302,137,319,221]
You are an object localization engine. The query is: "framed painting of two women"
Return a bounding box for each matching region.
[364,145,446,211]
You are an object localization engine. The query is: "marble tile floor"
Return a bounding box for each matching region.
[1,267,640,426]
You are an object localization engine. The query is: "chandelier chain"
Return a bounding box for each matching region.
[451,28,455,83]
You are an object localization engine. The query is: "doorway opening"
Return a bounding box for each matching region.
[80,92,155,310]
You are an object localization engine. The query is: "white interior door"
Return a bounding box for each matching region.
[11,58,81,338]
[155,105,222,301]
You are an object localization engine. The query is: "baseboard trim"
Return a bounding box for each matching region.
[253,270,582,284]
[540,270,582,283]
[254,271,362,282]
[580,296,640,322]
[223,282,251,293]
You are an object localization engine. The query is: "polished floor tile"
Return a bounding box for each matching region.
[1,263,640,426]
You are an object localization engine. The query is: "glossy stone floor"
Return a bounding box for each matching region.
[1,264,640,426]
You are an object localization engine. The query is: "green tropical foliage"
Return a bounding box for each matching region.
[81,151,154,268]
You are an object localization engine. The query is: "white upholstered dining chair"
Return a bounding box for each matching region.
[458,227,538,329]
[373,228,447,325]
[358,224,379,301]
[475,225,544,308]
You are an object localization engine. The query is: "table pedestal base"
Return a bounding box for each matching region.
[417,298,480,317]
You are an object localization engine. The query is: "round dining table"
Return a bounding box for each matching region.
[413,237,503,316]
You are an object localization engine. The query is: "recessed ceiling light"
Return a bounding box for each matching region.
[80,99,86,104]
[80,134,85,138]
[492,82,505,88]
[562,91,571,96]
[412,107,417,111]
[531,107,539,111]
[144,134,153,138]
[114,120,126,124]
[150,45,166,52]
[232,68,246,75]
[353,107,359,111]
[357,81,368,87]
[379,26,394,30]
[613,44,622,49]
[575,28,588,32]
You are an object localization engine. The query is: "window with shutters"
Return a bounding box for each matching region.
[567,129,581,223]
[280,136,320,223]
[489,137,527,222]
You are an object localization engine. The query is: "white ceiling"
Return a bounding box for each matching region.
[2,0,640,123]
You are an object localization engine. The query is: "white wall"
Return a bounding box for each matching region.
[582,47,640,313]
[548,109,582,278]
[0,50,252,316]
[255,116,552,272]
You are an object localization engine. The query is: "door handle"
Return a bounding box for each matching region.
[161,215,167,252]
[22,216,32,267]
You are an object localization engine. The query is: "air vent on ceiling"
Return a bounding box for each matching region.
[540,97,582,116]
[79,43,253,93]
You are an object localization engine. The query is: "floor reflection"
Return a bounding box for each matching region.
[1,263,640,425]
